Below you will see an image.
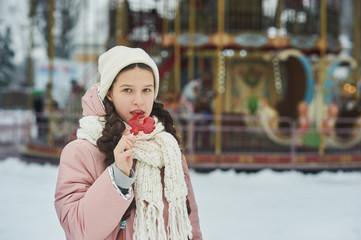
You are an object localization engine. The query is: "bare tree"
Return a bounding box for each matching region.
[32,0,82,58]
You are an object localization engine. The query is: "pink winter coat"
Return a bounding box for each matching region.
[54,83,203,240]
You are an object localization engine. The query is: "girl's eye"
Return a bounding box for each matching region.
[123,88,131,93]
[143,88,151,93]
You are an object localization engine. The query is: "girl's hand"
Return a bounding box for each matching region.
[113,134,135,176]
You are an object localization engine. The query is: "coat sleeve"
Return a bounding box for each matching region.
[54,140,134,240]
[182,154,203,240]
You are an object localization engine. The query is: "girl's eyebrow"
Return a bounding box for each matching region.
[118,84,154,88]
[119,84,133,88]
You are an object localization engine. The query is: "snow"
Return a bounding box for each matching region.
[0,157,361,240]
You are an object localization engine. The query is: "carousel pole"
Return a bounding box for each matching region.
[354,0,360,90]
[116,0,124,45]
[174,0,181,92]
[47,0,55,146]
[28,0,35,112]
[188,0,195,80]
[215,0,225,155]
[275,0,282,31]
[318,0,327,155]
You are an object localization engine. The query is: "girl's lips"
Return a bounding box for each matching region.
[130,110,144,115]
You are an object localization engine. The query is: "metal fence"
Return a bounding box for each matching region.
[176,113,361,171]
[1,110,361,170]
[0,110,33,159]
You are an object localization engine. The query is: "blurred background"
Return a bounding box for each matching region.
[0,0,361,172]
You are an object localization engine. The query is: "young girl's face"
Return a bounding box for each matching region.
[106,66,155,123]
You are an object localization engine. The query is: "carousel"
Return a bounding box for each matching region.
[20,0,361,171]
[158,0,361,171]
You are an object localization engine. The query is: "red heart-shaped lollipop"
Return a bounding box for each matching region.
[129,113,155,135]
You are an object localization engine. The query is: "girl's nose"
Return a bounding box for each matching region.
[133,92,144,105]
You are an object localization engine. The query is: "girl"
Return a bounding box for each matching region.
[54,46,202,240]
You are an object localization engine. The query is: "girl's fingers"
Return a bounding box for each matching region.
[123,148,133,158]
[115,135,134,153]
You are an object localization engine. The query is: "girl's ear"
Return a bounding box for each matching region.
[106,92,113,102]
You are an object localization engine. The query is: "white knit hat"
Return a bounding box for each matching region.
[97,46,159,101]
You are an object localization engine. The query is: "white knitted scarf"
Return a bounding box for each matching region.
[76,116,106,145]
[76,116,192,240]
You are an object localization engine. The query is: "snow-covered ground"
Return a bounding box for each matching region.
[0,157,361,240]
